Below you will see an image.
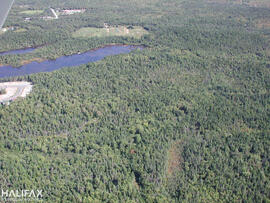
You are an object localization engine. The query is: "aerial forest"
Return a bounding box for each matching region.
[0,0,270,202]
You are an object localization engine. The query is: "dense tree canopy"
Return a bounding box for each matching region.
[0,0,270,202]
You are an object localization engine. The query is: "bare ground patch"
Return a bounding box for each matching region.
[0,81,32,104]
[20,57,44,66]
[167,140,182,176]
[255,18,270,29]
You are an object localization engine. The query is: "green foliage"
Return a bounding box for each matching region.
[0,0,270,202]
[0,88,6,95]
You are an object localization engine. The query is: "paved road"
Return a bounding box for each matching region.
[50,8,58,19]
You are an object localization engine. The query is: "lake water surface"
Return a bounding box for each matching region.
[0,47,36,56]
[0,45,141,78]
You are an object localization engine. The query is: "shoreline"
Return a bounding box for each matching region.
[0,43,145,68]
[0,44,144,79]
[0,44,45,55]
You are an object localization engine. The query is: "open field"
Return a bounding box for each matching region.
[248,0,270,8]
[207,0,270,8]
[256,19,270,29]
[14,28,27,33]
[0,0,270,202]
[20,10,44,15]
[0,81,32,104]
[72,26,149,39]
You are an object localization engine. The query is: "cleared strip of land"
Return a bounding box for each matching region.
[20,10,44,15]
[73,26,148,39]
[0,81,32,103]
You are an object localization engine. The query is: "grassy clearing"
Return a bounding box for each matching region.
[14,28,27,33]
[167,141,182,176]
[20,10,44,15]
[207,0,244,4]
[256,19,270,29]
[248,0,270,8]
[207,0,270,8]
[72,26,149,39]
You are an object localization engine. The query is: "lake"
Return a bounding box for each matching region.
[0,45,142,78]
[0,47,36,56]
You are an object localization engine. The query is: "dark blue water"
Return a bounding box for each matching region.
[0,48,36,56]
[0,45,141,78]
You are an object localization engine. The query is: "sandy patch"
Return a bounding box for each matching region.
[0,81,32,103]
[0,87,17,101]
